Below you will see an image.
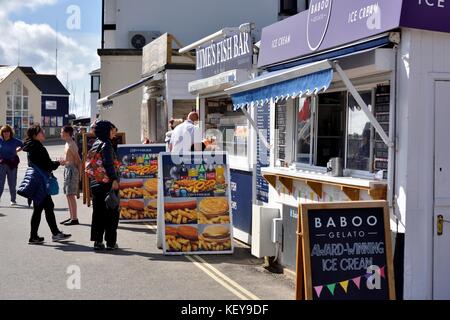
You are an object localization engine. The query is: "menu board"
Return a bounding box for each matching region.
[117,145,166,221]
[275,102,287,161]
[298,201,395,300]
[256,102,270,203]
[374,85,390,179]
[159,152,233,255]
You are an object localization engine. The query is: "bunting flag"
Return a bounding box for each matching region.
[379,266,386,279]
[339,280,349,293]
[352,276,361,289]
[314,286,323,298]
[327,284,336,296]
[314,266,386,297]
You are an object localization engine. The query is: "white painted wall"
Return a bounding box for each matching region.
[90,91,100,124]
[98,55,143,144]
[106,0,282,48]
[165,69,196,118]
[396,29,450,300]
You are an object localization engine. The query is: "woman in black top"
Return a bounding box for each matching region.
[90,120,120,251]
[22,125,71,245]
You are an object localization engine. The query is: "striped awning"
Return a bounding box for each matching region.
[226,61,333,110]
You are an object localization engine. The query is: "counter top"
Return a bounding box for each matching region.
[261,167,387,201]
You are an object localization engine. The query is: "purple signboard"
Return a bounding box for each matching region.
[401,0,450,34]
[258,0,450,68]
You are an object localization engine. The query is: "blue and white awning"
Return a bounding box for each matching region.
[226,61,333,110]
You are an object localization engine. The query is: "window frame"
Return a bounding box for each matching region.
[279,82,390,179]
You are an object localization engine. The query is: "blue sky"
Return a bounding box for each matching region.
[9,0,101,35]
[0,0,102,117]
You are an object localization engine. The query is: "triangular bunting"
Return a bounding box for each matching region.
[314,286,323,298]
[327,283,336,296]
[352,276,361,289]
[379,266,386,279]
[339,280,349,293]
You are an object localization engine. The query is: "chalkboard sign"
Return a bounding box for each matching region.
[297,201,395,300]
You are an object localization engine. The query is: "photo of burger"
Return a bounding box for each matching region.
[198,197,230,224]
[165,225,199,252]
[198,224,232,252]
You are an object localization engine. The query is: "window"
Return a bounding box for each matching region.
[316,92,346,167]
[6,79,30,138]
[346,91,373,172]
[6,96,12,110]
[286,83,390,177]
[205,98,249,158]
[57,117,64,127]
[173,100,195,121]
[45,101,57,110]
[91,75,100,92]
[280,0,298,15]
[296,97,313,165]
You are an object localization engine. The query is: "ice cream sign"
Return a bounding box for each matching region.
[418,0,446,8]
[258,0,450,68]
[307,0,333,51]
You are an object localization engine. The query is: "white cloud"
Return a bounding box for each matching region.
[0,0,58,17]
[0,0,99,117]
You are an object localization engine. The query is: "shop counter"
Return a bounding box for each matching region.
[261,167,387,201]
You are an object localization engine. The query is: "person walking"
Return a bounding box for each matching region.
[59,125,81,226]
[88,120,120,251]
[21,124,71,244]
[0,125,23,206]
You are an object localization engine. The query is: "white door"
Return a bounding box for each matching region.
[434,80,450,299]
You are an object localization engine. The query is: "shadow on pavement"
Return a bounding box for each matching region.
[0,206,69,212]
[43,240,264,267]
[0,213,6,217]
[47,241,187,262]
[117,225,156,234]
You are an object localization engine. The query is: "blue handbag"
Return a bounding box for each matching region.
[47,174,59,196]
[31,164,59,196]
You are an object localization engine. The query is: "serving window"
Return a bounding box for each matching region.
[276,83,390,178]
[204,97,250,159]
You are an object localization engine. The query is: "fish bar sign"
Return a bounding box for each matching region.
[296,201,395,300]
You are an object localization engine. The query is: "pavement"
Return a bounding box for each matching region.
[0,143,295,300]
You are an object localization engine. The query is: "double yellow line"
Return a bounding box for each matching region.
[145,223,260,300]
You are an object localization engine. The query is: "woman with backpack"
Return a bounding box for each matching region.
[86,120,120,251]
[21,125,71,244]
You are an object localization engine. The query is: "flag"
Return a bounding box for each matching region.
[339,280,349,293]
[352,276,361,289]
[314,286,323,298]
[327,283,336,296]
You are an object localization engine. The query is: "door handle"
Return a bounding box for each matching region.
[437,215,450,236]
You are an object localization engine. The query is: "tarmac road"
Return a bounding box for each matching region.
[0,143,295,300]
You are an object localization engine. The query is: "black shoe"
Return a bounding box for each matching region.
[94,242,105,251]
[60,218,71,225]
[52,232,72,242]
[106,243,119,251]
[63,219,79,226]
[29,237,45,245]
